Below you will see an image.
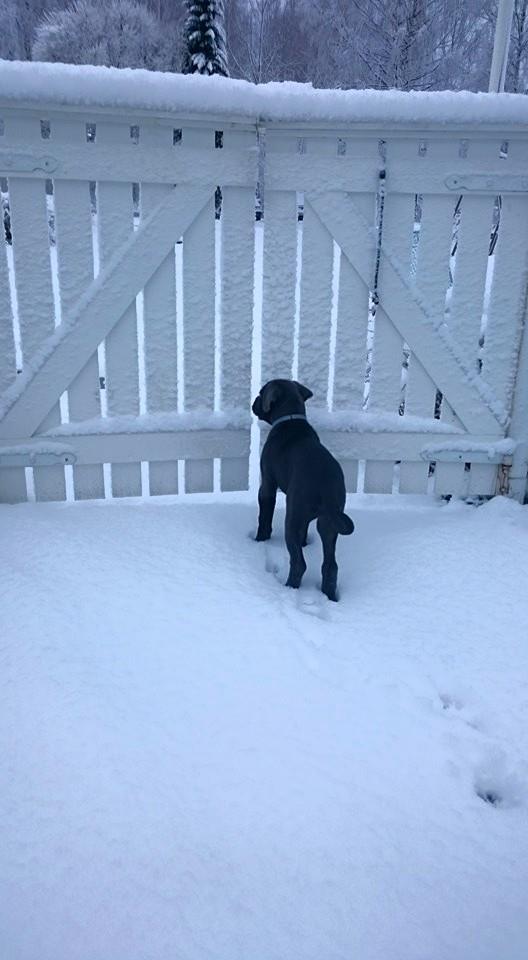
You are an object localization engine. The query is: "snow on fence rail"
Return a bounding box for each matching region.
[1,61,528,503]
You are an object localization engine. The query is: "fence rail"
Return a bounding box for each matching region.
[1,69,528,503]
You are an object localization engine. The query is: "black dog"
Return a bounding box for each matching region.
[252,379,354,601]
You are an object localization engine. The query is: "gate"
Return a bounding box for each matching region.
[1,66,528,503]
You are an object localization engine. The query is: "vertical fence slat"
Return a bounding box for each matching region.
[406,194,454,353]
[507,250,528,500]
[364,184,410,493]
[400,169,458,493]
[400,141,466,496]
[97,120,141,497]
[221,154,255,490]
[398,365,434,493]
[7,116,65,500]
[8,179,54,361]
[141,123,179,496]
[448,195,494,369]
[434,141,498,496]
[149,460,179,496]
[364,316,402,493]
[468,463,497,496]
[143,209,177,408]
[182,128,216,492]
[261,186,298,384]
[53,118,104,500]
[434,462,469,497]
[482,193,528,413]
[333,193,374,411]
[297,200,333,402]
[298,145,334,403]
[333,192,376,491]
[0,224,16,394]
[183,195,216,492]
[0,465,26,504]
[446,141,500,393]
[0,198,26,502]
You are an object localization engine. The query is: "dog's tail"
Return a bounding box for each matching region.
[323,512,354,535]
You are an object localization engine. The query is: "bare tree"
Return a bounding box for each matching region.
[226,0,282,83]
[508,0,528,90]
[0,0,24,59]
[350,0,442,90]
[0,0,57,60]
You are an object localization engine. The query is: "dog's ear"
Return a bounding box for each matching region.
[261,382,281,413]
[252,394,263,418]
[294,381,313,402]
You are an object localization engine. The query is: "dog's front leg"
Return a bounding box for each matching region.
[255,475,277,541]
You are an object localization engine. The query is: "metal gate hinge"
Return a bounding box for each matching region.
[446,173,528,193]
[0,444,76,467]
[497,462,511,496]
[0,150,60,175]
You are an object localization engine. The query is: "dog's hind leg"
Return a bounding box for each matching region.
[285,509,307,589]
[317,516,339,601]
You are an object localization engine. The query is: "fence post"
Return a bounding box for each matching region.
[507,282,528,501]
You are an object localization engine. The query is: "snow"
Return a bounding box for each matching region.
[421,437,516,458]
[299,408,463,434]
[34,407,462,438]
[2,60,528,127]
[43,409,250,436]
[1,494,528,960]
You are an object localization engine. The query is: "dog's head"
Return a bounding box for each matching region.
[252,379,313,424]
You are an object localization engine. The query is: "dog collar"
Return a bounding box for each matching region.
[269,414,307,431]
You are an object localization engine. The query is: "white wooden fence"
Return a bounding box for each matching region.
[1,83,528,503]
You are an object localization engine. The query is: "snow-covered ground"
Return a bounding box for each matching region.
[1,494,528,960]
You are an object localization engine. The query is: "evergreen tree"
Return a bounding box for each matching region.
[182,0,229,76]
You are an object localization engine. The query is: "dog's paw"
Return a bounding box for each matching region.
[285,578,301,589]
[321,581,338,602]
[322,589,338,602]
[254,530,272,542]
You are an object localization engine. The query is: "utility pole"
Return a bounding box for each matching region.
[489,0,515,91]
